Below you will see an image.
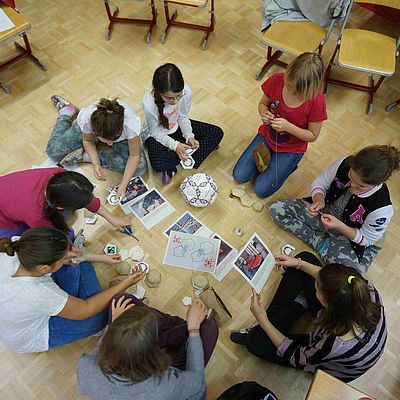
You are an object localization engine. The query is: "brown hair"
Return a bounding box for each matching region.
[90,98,124,141]
[152,63,184,129]
[285,52,325,101]
[0,227,68,270]
[347,144,400,185]
[317,264,381,340]
[98,307,172,382]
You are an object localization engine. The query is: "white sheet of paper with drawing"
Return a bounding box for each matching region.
[164,211,213,238]
[0,9,14,32]
[232,233,275,293]
[163,231,221,274]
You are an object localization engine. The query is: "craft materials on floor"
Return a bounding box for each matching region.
[180,173,219,207]
[164,211,213,238]
[163,230,221,274]
[103,243,117,255]
[212,234,238,281]
[144,269,161,288]
[111,176,149,214]
[232,233,275,293]
[129,188,175,229]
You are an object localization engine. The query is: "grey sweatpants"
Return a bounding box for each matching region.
[269,199,380,275]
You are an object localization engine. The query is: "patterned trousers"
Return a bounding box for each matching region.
[46,116,147,175]
[269,199,380,275]
[145,119,224,172]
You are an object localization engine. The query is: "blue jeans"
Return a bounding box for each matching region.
[232,134,303,198]
[48,262,108,348]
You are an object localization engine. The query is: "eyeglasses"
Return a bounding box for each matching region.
[161,91,185,102]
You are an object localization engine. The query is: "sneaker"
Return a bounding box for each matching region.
[59,148,84,165]
[230,323,258,345]
[51,94,79,118]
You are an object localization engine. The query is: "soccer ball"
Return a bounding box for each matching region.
[180,173,219,207]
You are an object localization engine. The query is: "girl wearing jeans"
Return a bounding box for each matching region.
[233,52,327,198]
[0,227,145,353]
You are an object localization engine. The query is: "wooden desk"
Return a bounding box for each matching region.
[306,370,375,400]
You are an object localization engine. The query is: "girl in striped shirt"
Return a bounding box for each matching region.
[230,251,386,382]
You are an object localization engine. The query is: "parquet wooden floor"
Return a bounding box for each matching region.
[0,1,399,399]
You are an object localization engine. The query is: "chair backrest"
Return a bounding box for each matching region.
[322,0,354,45]
[335,0,355,42]
[355,0,400,10]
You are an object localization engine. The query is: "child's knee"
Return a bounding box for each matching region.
[253,180,277,198]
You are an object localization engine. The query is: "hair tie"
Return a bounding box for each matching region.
[106,109,113,114]
[347,275,355,284]
[11,240,19,252]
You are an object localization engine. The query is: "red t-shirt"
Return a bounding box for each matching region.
[258,73,327,154]
[0,168,100,229]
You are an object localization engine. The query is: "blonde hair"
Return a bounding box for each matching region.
[285,52,325,101]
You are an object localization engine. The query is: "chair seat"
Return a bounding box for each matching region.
[164,0,208,7]
[0,6,30,44]
[338,29,396,75]
[262,21,327,55]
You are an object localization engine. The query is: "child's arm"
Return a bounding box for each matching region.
[258,94,274,125]
[116,137,140,199]
[270,119,323,142]
[82,133,106,181]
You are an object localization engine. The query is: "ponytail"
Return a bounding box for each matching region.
[90,98,124,140]
[347,144,400,185]
[0,238,19,256]
[45,171,94,234]
[0,227,69,270]
[317,264,381,339]
[152,63,184,130]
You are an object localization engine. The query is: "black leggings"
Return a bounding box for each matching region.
[245,251,323,366]
[145,119,223,172]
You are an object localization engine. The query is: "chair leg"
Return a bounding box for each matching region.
[161,2,177,44]
[201,0,215,50]
[255,46,282,80]
[386,98,400,112]
[0,81,11,94]
[367,75,375,116]
[324,43,339,94]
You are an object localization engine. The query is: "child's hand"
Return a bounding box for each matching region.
[320,213,343,230]
[308,200,325,216]
[109,215,132,229]
[115,185,126,200]
[187,138,199,149]
[111,296,135,322]
[94,164,107,181]
[250,288,267,322]
[270,117,291,133]
[261,110,274,125]
[274,254,298,270]
[176,143,191,160]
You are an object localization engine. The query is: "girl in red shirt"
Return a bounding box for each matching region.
[233,52,327,198]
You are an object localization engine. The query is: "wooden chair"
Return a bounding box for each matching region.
[160,0,215,50]
[255,2,353,81]
[0,5,46,94]
[324,0,400,115]
[103,0,157,43]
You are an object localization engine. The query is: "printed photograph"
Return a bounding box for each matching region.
[234,236,269,280]
[214,235,233,266]
[165,212,203,237]
[130,189,165,219]
[121,177,148,205]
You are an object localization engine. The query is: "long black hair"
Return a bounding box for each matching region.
[152,63,184,129]
[45,171,94,233]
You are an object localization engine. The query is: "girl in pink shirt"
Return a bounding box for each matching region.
[0,168,130,238]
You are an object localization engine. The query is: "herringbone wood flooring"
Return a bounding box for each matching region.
[0,1,399,399]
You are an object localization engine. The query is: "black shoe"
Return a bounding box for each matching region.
[230,331,247,345]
